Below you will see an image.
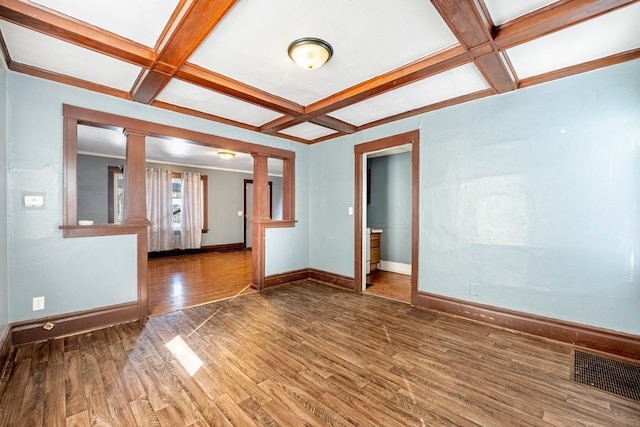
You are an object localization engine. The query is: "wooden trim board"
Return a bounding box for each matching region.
[308,269,355,291]
[264,268,309,288]
[414,290,640,361]
[10,302,138,346]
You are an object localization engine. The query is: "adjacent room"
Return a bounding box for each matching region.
[0,0,639,425]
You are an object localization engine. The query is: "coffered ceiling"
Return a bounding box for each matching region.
[0,0,638,144]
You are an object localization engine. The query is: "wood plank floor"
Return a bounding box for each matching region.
[366,269,411,303]
[1,281,639,426]
[148,250,255,316]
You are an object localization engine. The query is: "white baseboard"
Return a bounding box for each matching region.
[380,260,411,275]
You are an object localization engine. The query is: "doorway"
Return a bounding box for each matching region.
[244,179,273,249]
[354,130,420,304]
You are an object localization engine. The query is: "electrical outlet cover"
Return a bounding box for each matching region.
[33,296,45,311]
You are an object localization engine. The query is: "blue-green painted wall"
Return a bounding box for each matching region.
[6,72,308,322]
[367,152,412,264]
[4,57,639,335]
[310,59,640,335]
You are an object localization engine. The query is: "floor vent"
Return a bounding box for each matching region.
[574,350,640,401]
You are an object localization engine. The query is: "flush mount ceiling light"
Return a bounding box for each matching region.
[218,151,235,159]
[288,37,333,70]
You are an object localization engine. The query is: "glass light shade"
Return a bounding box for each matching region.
[288,38,333,70]
[218,151,235,159]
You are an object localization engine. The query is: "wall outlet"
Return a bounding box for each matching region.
[32,296,45,311]
[469,284,480,296]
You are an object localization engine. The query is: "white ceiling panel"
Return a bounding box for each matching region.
[31,0,179,47]
[145,136,257,173]
[188,0,458,105]
[77,125,126,158]
[329,63,489,126]
[0,21,141,91]
[157,79,283,126]
[483,0,559,25]
[279,123,337,140]
[507,2,640,79]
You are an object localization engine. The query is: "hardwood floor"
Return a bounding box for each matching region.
[365,269,411,303]
[148,250,255,316]
[1,280,638,426]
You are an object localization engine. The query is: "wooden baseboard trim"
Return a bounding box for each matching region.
[415,291,640,360]
[265,268,310,288]
[201,243,246,252]
[309,269,355,291]
[10,302,138,346]
[148,243,246,258]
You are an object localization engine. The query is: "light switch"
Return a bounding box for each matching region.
[24,195,44,208]
[238,211,243,216]
[348,207,353,216]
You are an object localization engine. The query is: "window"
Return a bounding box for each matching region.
[107,169,208,233]
[108,166,125,224]
[171,176,182,231]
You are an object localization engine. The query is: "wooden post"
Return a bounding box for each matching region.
[251,153,270,289]
[123,129,150,226]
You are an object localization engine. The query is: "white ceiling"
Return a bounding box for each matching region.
[188,0,458,106]
[1,0,639,144]
[30,0,180,47]
[507,2,640,79]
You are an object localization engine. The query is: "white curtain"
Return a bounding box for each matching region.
[180,171,203,249]
[146,168,174,252]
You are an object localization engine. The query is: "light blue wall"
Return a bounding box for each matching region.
[6,72,308,322]
[0,57,8,339]
[266,146,309,275]
[76,154,124,224]
[421,60,640,334]
[368,152,412,264]
[310,59,640,335]
[309,137,356,275]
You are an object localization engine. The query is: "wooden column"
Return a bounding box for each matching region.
[251,153,270,289]
[123,129,150,226]
[282,157,295,221]
[123,129,150,317]
[62,116,78,228]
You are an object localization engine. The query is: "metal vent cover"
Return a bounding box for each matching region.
[574,350,640,401]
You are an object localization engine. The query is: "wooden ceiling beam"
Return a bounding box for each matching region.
[260,46,468,134]
[309,116,358,134]
[494,0,639,50]
[519,47,640,89]
[132,0,238,103]
[260,115,306,134]
[0,0,154,67]
[176,63,304,117]
[151,99,258,132]
[307,45,468,116]
[431,0,516,93]
[261,112,357,135]
[8,61,131,100]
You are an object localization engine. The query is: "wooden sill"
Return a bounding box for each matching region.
[249,219,297,228]
[59,223,147,238]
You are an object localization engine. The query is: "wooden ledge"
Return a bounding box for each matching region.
[248,219,297,228]
[59,223,148,238]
